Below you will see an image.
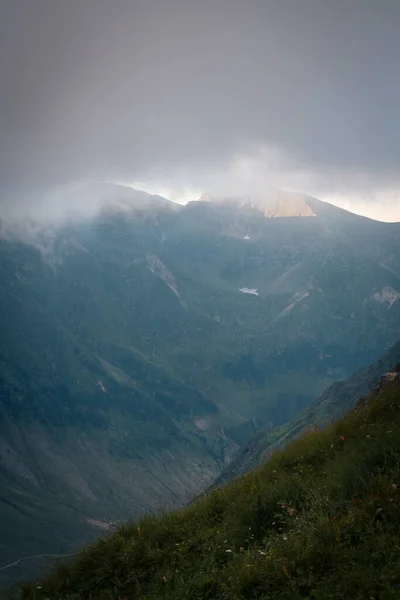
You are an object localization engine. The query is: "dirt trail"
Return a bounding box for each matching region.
[0,552,77,573]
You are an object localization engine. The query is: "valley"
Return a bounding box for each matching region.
[1,187,400,588]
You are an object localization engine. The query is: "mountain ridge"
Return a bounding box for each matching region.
[1,187,399,588]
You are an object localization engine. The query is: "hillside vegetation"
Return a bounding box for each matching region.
[19,378,400,599]
[2,192,400,575]
[217,341,400,484]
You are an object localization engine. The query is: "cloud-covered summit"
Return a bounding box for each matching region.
[1,0,399,221]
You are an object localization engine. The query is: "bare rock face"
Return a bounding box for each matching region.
[146,254,181,298]
[352,368,400,414]
[372,364,400,394]
[197,189,317,218]
[257,191,317,218]
[380,371,400,384]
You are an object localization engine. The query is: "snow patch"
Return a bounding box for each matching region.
[239,287,259,296]
[272,291,310,322]
[244,235,250,240]
[147,255,181,299]
[194,419,209,431]
[281,291,309,315]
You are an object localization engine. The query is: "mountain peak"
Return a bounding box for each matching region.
[196,190,317,218]
[198,192,211,202]
[256,191,317,218]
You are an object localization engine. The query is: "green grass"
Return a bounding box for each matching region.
[18,380,400,599]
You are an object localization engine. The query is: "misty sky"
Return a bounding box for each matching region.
[1,0,400,221]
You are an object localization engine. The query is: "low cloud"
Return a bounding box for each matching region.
[3,145,398,225]
[1,1,399,222]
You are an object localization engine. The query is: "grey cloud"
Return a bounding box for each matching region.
[1,0,400,215]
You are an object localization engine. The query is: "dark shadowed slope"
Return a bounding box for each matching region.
[18,376,400,600]
[216,341,400,484]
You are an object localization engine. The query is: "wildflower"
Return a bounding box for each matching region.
[392,483,397,490]
[339,435,345,441]
[225,549,233,553]
[162,576,168,583]
[258,550,266,555]
[282,564,290,578]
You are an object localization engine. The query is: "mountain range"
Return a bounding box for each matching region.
[1,185,400,588]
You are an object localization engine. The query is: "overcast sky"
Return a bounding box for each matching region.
[1,0,400,221]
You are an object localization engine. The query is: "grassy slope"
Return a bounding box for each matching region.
[216,342,400,483]
[19,379,400,599]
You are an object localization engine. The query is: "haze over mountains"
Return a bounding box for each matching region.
[216,341,400,485]
[1,1,400,595]
[1,186,399,587]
